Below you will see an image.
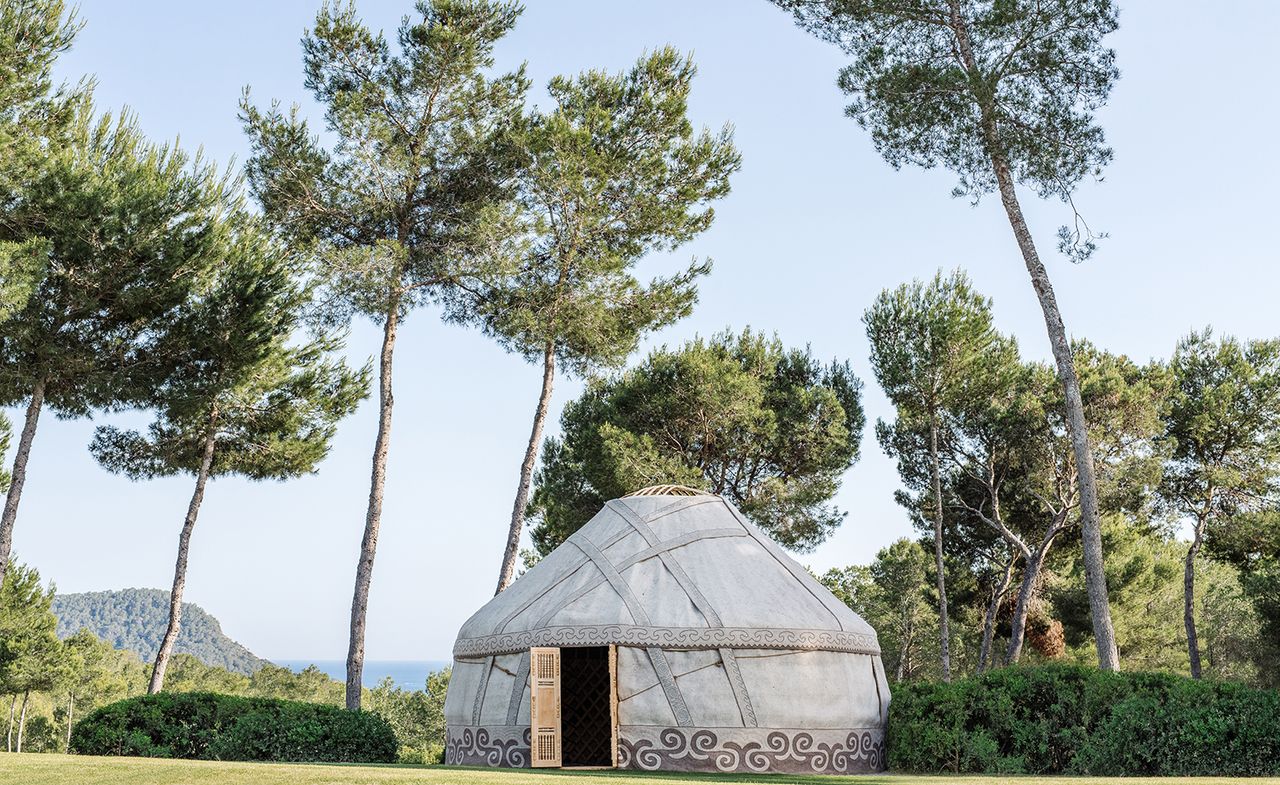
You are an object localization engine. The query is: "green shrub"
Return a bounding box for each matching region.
[69,692,397,763]
[888,664,1280,776]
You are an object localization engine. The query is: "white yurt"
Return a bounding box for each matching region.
[443,486,888,775]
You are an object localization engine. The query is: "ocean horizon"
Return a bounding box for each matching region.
[274,659,450,691]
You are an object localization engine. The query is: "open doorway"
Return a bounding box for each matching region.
[560,646,613,767]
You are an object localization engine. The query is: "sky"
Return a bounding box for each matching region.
[9,0,1278,662]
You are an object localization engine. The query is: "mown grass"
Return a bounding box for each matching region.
[3,754,1279,785]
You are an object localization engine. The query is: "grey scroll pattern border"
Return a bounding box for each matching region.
[617,726,886,775]
[445,725,531,768]
[454,625,880,659]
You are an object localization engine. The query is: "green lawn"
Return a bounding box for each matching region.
[3,755,1279,785]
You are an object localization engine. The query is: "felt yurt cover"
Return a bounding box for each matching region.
[443,488,888,775]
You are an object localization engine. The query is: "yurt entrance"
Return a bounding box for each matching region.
[529,645,618,769]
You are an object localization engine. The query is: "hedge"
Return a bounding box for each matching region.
[888,664,1280,776]
[69,692,398,763]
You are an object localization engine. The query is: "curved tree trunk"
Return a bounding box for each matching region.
[0,377,46,585]
[1005,547,1050,665]
[945,0,1119,671]
[347,305,399,711]
[495,342,556,595]
[990,164,1117,669]
[978,552,1017,674]
[149,423,218,694]
[1185,515,1208,679]
[928,419,952,681]
[7,693,15,752]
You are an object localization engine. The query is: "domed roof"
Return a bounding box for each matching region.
[453,490,879,659]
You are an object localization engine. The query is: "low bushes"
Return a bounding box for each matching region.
[69,692,398,763]
[888,664,1280,776]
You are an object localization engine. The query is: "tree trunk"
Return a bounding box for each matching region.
[495,342,556,595]
[347,305,399,711]
[929,419,952,681]
[16,691,27,753]
[6,693,14,752]
[978,552,1017,674]
[65,694,73,753]
[1185,515,1208,679]
[1006,546,1051,665]
[149,422,217,694]
[0,377,46,585]
[945,0,1119,672]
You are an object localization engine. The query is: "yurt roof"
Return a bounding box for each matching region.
[453,488,879,659]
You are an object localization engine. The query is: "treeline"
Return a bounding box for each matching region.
[817,272,1279,687]
[0,561,449,760]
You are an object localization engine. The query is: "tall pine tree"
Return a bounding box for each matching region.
[91,217,368,693]
[241,0,527,708]
[1161,330,1280,678]
[864,270,1010,680]
[776,0,1125,669]
[462,48,740,595]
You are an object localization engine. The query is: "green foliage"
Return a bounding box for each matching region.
[865,269,1014,531]
[888,664,1280,776]
[459,47,739,376]
[0,561,66,697]
[529,328,864,552]
[69,692,397,763]
[1160,329,1280,532]
[87,216,369,483]
[0,0,81,125]
[365,670,448,764]
[774,0,1119,257]
[0,100,234,416]
[51,589,267,676]
[822,538,940,681]
[241,0,529,326]
[1052,518,1264,682]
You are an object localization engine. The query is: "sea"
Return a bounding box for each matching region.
[274,659,450,691]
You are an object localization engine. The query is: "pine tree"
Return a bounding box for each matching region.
[90,217,369,694]
[776,0,1125,669]
[462,48,741,595]
[1161,330,1280,678]
[0,100,235,586]
[864,270,1010,680]
[241,0,527,709]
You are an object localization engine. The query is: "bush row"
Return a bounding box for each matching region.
[888,664,1280,776]
[69,692,398,763]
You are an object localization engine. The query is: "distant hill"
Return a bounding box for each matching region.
[52,589,269,675]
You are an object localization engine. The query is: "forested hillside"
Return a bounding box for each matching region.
[51,589,268,675]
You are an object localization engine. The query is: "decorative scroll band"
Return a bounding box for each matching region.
[617,726,886,775]
[454,625,880,659]
[445,725,531,768]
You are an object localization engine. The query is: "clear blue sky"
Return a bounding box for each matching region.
[10,0,1277,661]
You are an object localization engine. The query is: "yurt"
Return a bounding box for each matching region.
[443,486,888,775]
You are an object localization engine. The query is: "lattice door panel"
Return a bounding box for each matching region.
[560,646,613,767]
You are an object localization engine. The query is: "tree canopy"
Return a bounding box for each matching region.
[528,328,864,553]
